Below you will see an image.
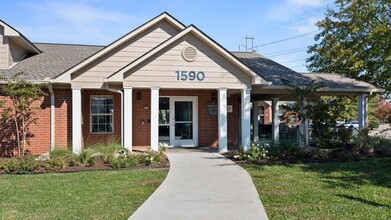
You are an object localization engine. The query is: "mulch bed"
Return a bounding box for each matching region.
[0,158,169,175]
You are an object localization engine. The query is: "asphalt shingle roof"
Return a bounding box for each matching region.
[0,44,381,92]
[232,51,313,86]
[0,43,103,81]
[232,52,381,91]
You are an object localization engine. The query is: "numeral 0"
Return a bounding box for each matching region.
[176,71,205,81]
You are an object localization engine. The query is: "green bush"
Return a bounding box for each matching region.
[107,156,138,168]
[85,157,96,167]
[233,145,269,163]
[337,127,353,143]
[1,158,20,173]
[47,157,65,170]
[142,148,167,165]
[78,149,96,165]
[0,156,39,173]
[66,154,81,167]
[371,136,391,156]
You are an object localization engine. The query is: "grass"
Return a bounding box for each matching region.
[244,157,391,219]
[0,168,168,220]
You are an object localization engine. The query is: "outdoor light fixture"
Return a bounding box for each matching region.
[137,91,142,100]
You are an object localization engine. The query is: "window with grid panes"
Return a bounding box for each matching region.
[91,96,114,133]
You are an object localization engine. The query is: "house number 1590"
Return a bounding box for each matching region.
[176,70,205,81]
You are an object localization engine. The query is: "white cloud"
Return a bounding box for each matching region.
[291,17,320,34]
[266,0,332,21]
[288,0,325,7]
[18,1,143,44]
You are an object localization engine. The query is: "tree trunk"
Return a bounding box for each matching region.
[22,116,26,156]
[13,116,20,156]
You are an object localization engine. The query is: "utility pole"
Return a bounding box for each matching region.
[245,36,254,52]
[240,36,254,52]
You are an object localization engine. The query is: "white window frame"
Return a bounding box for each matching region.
[90,95,114,134]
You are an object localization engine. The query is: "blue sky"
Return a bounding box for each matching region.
[2,0,334,72]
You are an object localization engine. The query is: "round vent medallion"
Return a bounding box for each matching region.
[182,46,197,62]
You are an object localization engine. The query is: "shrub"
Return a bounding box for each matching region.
[47,157,65,170]
[313,149,330,159]
[107,156,138,168]
[79,149,95,165]
[371,136,391,156]
[142,148,167,165]
[66,154,81,167]
[18,156,39,172]
[1,158,20,173]
[85,157,96,167]
[233,145,269,163]
[0,156,39,173]
[337,127,353,142]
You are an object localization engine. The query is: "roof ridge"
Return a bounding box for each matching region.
[33,42,104,47]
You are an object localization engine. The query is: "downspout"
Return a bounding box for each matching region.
[104,79,124,146]
[48,82,55,151]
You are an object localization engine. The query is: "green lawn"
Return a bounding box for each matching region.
[244,157,391,220]
[0,168,168,220]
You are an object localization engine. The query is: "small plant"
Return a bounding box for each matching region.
[47,157,65,170]
[233,144,269,164]
[142,148,167,165]
[0,156,39,173]
[107,156,138,169]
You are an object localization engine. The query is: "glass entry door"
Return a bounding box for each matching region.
[159,96,198,147]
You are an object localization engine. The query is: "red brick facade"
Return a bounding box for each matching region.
[1,88,241,156]
[0,89,72,156]
[132,89,240,150]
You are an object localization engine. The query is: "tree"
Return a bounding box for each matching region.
[373,97,391,121]
[307,0,391,94]
[0,73,47,156]
[281,79,324,147]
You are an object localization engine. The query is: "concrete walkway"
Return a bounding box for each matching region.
[129,148,268,220]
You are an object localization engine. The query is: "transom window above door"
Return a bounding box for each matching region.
[91,96,114,133]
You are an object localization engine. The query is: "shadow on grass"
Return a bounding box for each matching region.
[336,194,390,208]
[300,157,391,189]
[245,157,391,189]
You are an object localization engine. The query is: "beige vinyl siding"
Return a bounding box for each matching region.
[123,34,252,89]
[72,20,179,83]
[0,28,8,69]
[8,39,27,65]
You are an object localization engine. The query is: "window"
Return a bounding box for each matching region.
[258,106,265,124]
[91,96,114,133]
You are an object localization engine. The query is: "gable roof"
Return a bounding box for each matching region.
[108,25,268,85]
[0,20,41,54]
[302,73,383,93]
[0,43,102,81]
[54,12,185,82]
[232,52,313,86]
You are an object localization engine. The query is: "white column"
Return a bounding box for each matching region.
[272,98,280,143]
[241,87,251,150]
[253,101,259,144]
[218,88,228,153]
[358,94,368,129]
[124,87,133,151]
[72,88,82,154]
[150,87,160,151]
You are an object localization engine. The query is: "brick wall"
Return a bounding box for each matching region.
[0,87,241,156]
[82,90,122,147]
[0,89,71,156]
[132,89,240,150]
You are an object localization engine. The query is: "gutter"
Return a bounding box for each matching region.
[104,79,124,146]
[48,81,55,151]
